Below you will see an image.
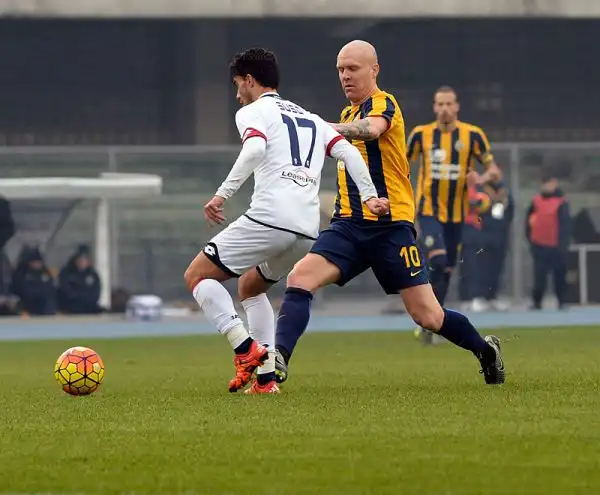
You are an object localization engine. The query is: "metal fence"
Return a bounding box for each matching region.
[1,142,599,305]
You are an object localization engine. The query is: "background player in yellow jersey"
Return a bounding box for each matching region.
[273,41,505,386]
[407,87,501,343]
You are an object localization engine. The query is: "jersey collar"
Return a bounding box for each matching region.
[350,88,383,108]
[259,92,281,99]
[436,120,460,131]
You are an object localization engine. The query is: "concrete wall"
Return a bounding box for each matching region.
[0,18,599,146]
[1,0,600,18]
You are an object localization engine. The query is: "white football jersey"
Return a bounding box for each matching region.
[234,92,343,239]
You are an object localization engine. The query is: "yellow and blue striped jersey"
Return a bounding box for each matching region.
[407,121,493,223]
[334,89,415,223]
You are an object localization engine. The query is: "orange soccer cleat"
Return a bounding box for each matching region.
[227,340,269,392]
[244,380,280,395]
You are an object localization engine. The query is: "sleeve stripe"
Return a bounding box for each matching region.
[381,96,396,122]
[365,95,396,123]
[406,130,421,159]
[473,130,489,153]
[326,135,345,156]
[241,128,267,144]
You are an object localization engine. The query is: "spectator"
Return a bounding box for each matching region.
[10,246,57,315]
[58,244,103,314]
[0,195,15,253]
[0,194,15,297]
[459,172,490,310]
[475,177,514,311]
[526,173,571,310]
[0,254,20,316]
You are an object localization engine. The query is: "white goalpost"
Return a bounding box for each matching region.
[0,173,163,308]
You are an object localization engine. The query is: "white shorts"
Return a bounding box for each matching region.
[203,215,315,282]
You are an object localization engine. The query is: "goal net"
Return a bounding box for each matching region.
[0,173,162,308]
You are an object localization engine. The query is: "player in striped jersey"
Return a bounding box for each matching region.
[274,42,505,386]
[407,86,501,343]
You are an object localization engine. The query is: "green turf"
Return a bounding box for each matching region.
[0,327,599,495]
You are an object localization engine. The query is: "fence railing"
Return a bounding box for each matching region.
[1,142,599,305]
[570,244,600,305]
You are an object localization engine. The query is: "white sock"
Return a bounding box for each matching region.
[259,351,276,375]
[193,279,249,350]
[241,293,275,374]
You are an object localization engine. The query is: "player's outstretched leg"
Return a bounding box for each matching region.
[274,253,341,384]
[184,254,268,392]
[412,251,446,345]
[417,252,454,346]
[403,283,505,384]
[428,253,451,306]
[239,268,280,394]
[274,287,313,383]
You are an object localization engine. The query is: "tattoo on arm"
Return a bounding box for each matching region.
[333,119,375,141]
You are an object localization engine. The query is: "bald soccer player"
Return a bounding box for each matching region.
[273,40,506,386]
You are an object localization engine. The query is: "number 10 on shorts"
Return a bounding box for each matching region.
[400,245,421,268]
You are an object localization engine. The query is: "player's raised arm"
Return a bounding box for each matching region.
[205,137,267,226]
[215,106,267,201]
[205,107,267,225]
[472,127,502,183]
[331,115,389,141]
[215,137,266,201]
[325,131,389,216]
[330,94,395,141]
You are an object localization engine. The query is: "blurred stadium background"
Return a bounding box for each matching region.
[1,0,600,318]
[2,6,600,494]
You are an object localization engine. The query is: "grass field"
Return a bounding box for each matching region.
[0,326,599,495]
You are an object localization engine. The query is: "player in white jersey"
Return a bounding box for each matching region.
[183,48,389,394]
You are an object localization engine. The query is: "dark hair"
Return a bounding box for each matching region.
[541,170,557,183]
[229,48,280,89]
[434,85,458,101]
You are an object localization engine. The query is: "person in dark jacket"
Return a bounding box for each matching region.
[0,195,15,253]
[0,254,20,316]
[526,173,571,310]
[58,244,103,314]
[459,172,491,309]
[476,179,514,310]
[0,195,15,292]
[10,246,57,315]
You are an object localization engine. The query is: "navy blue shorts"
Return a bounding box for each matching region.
[310,219,429,295]
[417,215,463,268]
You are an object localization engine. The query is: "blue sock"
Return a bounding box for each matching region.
[437,309,494,361]
[439,272,451,305]
[275,287,313,364]
[428,255,449,306]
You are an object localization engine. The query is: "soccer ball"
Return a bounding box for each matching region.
[54,346,105,396]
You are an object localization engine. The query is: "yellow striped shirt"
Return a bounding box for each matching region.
[407,121,493,223]
[334,89,415,223]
